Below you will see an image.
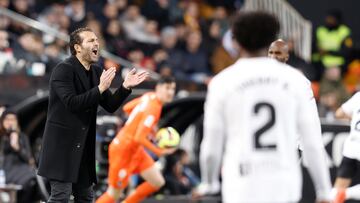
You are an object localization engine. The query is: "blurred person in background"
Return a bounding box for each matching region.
[65,0,86,32]
[104,19,130,59]
[197,11,331,203]
[0,30,15,74]
[313,9,353,78]
[160,26,182,74]
[268,39,289,63]
[0,0,9,8]
[120,4,146,43]
[99,2,119,26]
[0,110,39,203]
[175,148,200,187]
[183,2,201,31]
[141,0,170,29]
[7,0,33,35]
[162,150,193,195]
[318,67,350,119]
[10,32,46,76]
[175,30,211,84]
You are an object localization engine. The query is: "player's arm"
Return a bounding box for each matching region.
[133,113,164,157]
[335,93,359,121]
[335,107,351,120]
[198,79,224,195]
[297,78,332,202]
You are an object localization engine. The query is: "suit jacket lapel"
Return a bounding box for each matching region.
[70,56,91,90]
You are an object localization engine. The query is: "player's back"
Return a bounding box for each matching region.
[210,57,311,202]
[116,92,162,143]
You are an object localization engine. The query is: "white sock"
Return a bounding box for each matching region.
[346,184,360,200]
[330,188,338,200]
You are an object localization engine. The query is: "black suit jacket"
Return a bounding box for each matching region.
[38,56,131,183]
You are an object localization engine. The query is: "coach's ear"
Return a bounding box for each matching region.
[74,44,81,54]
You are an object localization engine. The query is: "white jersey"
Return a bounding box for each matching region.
[341,92,360,161]
[200,57,331,202]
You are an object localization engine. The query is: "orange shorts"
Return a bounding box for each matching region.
[107,138,154,189]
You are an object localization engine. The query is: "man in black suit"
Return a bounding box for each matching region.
[37,27,148,202]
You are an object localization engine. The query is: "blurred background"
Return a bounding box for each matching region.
[1,0,360,202]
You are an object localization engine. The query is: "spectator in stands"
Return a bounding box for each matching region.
[99,2,119,26]
[120,4,146,42]
[104,19,130,59]
[10,32,46,76]
[211,6,229,37]
[0,12,10,31]
[153,49,172,76]
[0,0,9,8]
[175,149,200,187]
[313,9,353,77]
[7,0,33,35]
[183,2,201,31]
[160,26,183,70]
[43,43,64,74]
[0,110,39,203]
[175,31,211,84]
[163,150,193,195]
[141,0,170,29]
[202,19,222,60]
[0,30,15,74]
[319,67,350,118]
[65,0,86,32]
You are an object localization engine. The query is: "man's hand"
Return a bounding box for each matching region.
[161,147,177,156]
[98,67,116,94]
[122,68,149,89]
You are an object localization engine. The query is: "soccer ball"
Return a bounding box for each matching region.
[156,127,180,148]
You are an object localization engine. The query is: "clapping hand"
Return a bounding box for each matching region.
[98,67,116,93]
[122,68,149,89]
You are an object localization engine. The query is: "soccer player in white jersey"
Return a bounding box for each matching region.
[332,92,360,203]
[197,11,331,203]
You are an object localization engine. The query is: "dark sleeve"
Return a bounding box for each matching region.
[52,64,102,113]
[99,85,132,113]
[17,133,33,163]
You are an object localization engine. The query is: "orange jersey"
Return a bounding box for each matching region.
[115,92,164,156]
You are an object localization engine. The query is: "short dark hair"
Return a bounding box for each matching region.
[232,11,280,52]
[69,27,93,55]
[157,76,176,85]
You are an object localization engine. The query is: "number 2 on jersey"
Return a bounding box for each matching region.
[253,102,277,150]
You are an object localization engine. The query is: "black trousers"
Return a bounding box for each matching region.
[48,180,94,203]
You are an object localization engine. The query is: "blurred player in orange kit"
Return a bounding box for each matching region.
[96,76,177,203]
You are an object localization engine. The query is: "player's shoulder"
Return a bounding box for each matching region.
[141,92,160,107]
[349,92,360,101]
